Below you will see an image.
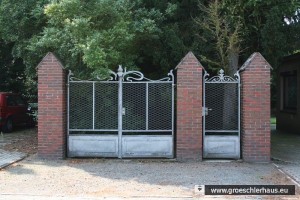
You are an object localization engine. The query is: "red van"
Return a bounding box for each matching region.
[0,92,34,133]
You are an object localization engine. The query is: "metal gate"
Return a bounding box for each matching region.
[67,66,174,158]
[203,69,240,159]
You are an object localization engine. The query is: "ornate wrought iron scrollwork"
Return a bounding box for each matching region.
[205,69,240,83]
[123,70,145,82]
[68,69,118,81]
[121,66,174,82]
[68,65,174,82]
[68,70,75,81]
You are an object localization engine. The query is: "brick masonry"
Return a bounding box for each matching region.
[37,52,67,159]
[240,52,272,162]
[176,52,203,160]
[36,51,271,162]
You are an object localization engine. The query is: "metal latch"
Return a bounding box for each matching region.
[122,107,126,115]
[202,107,212,116]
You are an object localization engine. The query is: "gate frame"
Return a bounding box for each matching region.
[67,65,175,158]
[202,69,241,159]
[37,51,271,162]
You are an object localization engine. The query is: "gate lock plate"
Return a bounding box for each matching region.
[122,107,126,115]
[202,107,212,116]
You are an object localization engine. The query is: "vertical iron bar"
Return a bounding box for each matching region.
[92,82,95,130]
[238,75,241,138]
[171,80,175,157]
[67,71,71,157]
[117,66,123,158]
[237,71,241,159]
[203,71,207,139]
[67,71,71,136]
[146,83,149,130]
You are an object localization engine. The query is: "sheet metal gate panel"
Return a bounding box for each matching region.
[67,66,174,158]
[203,69,240,159]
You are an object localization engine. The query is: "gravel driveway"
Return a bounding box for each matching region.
[0,128,299,199]
[1,155,299,199]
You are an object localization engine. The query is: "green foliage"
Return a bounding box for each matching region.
[0,0,299,96]
[192,0,300,73]
[0,0,47,94]
[220,0,300,68]
[195,0,243,74]
[28,0,136,78]
[0,0,47,41]
[190,0,300,111]
[0,40,26,92]
[25,0,182,79]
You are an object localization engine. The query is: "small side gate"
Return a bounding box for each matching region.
[67,66,174,158]
[203,69,240,159]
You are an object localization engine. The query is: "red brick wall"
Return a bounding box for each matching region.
[176,52,203,160]
[35,51,271,162]
[240,52,271,162]
[37,52,67,159]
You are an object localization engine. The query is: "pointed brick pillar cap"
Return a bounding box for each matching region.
[36,52,65,70]
[175,51,204,70]
[239,52,272,71]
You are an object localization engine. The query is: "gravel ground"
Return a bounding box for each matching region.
[0,156,299,199]
[0,128,299,199]
[1,127,37,155]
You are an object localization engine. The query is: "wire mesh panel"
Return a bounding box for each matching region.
[203,69,240,159]
[69,82,93,129]
[123,83,146,130]
[148,83,173,130]
[94,82,118,130]
[205,83,238,131]
[68,67,174,158]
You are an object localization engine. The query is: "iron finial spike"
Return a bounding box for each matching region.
[118,65,123,73]
[117,65,123,78]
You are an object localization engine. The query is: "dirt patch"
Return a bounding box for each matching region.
[2,128,37,155]
[265,170,300,196]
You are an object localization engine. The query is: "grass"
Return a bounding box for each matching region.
[270,117,276,124]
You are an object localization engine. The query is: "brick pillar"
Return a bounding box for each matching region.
[37,52,67,159]
[176,52,203,160]
[240,52,272,162]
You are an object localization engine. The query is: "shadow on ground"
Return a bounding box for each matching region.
[271,129,300,163]
[0,127,300,199]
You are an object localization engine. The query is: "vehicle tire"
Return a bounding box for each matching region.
[2,117,13,133]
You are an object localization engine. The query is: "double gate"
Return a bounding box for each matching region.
[67,66,174,158]
[203,69,240,159]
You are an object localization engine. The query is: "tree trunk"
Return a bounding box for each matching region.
[222,52,239,131]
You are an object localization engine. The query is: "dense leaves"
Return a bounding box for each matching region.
[0,0,299,96]
[0,40,25,92]
[193,0,300,73]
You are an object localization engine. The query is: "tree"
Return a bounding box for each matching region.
[0,40,26,92]
[0,0,48,93]
[0,0,299,95]
[193,0,300,73]
[195,0,242,75]
[27,0,179,79]
[130,0,199,78]
[193,0,300,110]
[221,0,300,69]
